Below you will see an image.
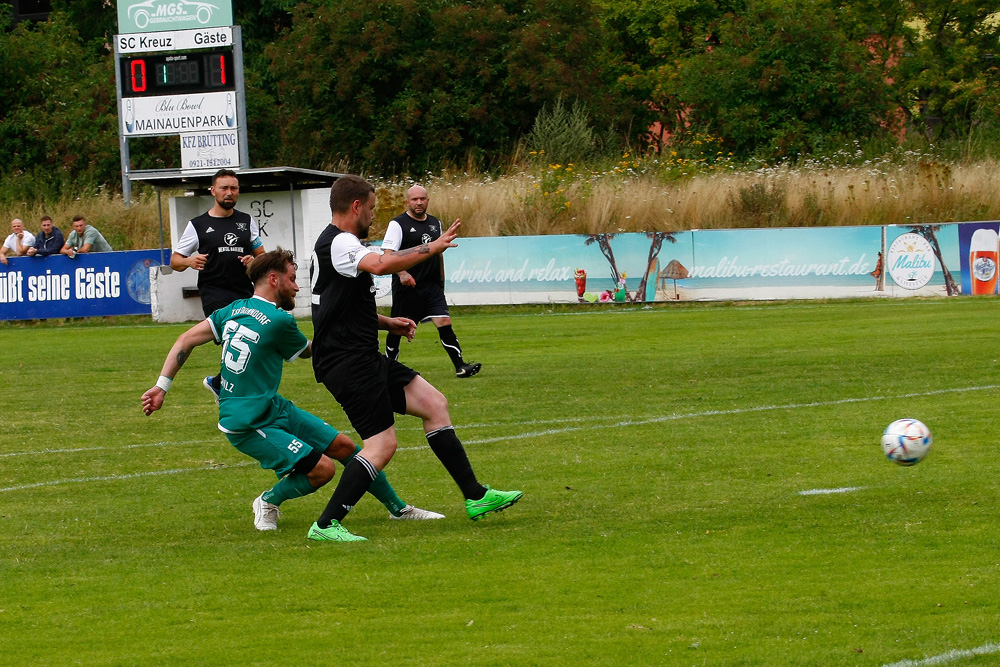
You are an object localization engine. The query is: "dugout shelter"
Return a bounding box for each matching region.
[135,167,340,322]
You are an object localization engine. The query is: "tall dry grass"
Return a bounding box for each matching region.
[394,157,1000,237]
[3,157,1000,249]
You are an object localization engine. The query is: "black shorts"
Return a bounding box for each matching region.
[321,353,420,440]
[391,283,450,323]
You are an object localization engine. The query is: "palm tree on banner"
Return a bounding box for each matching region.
[631,232,677,302]
[908,225,959,296]
[584,233,621,292]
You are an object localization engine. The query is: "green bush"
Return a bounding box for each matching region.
[526,98,597,165]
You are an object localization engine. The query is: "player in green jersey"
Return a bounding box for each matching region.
[141,248,442,536]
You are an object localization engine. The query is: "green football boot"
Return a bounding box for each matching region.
[306,520,367,542]
[466,486,523,521]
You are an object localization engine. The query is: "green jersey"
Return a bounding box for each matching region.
[207,295,309,433]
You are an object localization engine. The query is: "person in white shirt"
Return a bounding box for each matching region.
[1,219,36,265]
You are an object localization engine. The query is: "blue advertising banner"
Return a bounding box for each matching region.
[0,251,163,321]
[442,223,972,304]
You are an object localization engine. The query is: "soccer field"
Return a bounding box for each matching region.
[2,299,999,666]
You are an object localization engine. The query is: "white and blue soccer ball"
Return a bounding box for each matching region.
[881,418,932,466]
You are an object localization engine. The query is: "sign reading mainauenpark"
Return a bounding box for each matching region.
[114,0,246,200]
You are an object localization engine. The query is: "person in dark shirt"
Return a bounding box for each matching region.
[306,175,521,542]
[170,169,265,399]
[382,185,481,378]
[26,216,64,257]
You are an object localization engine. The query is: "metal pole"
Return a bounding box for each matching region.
[113,39,132,205]
[233,25,250,169]
[878,226,886,291]
[157,188,166,267]
[289,181,297,259]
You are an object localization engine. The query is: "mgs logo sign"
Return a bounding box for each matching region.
[118,0,233,35]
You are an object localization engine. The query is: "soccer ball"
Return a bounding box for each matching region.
[881,418,932,466]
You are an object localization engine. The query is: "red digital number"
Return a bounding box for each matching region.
[130,59,147,93]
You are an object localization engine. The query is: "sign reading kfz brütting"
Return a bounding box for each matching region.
[180,130,240,170]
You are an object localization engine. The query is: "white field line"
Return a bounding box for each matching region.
[0,440,205,458]
[3,383,997,493]
[0,461,255,493]
[457,384,1000,445]
[881,642,1000,667]
[799,486,865,496]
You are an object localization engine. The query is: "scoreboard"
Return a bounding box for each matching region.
[114,24,248,198]
[119,50,235,98]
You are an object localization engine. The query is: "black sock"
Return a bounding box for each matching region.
[316,456,378,527]
[437,325,464,368]
[385,333,401,361]
[426,426,486,500]
[211,374,221,391]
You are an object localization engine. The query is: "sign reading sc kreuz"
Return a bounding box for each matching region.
[117,26,233,54]
[117,0,233,35]
[121,91,239,137]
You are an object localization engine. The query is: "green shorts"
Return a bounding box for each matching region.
[223,395,339,477]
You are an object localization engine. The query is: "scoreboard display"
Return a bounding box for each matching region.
[119,50,235,98]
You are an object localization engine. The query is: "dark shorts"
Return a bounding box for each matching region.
[391,283,450,323]
[321,353,419,440]
[201,288,252,318]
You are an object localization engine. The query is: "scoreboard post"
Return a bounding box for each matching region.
[114,22,249,203]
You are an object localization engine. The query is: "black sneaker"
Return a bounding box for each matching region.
[456,362,482,378]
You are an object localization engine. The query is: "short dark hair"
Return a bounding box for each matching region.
[329,175,374,214]
[247,247,296,285]
[41,215,52,222]
[212,169,238,186]
[72,215,85,223]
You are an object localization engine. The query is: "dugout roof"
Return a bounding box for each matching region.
[130,167,342,195]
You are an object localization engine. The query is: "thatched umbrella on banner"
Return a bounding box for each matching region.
[659,259,689,299]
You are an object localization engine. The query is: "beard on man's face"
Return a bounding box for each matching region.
[277,291,295,311]
[218,199,236,210]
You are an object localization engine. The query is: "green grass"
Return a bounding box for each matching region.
[2,299,999,666]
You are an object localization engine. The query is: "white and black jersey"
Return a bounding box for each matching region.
[310,224,382,382]
[175,210,261,314]
[382,213,444,291]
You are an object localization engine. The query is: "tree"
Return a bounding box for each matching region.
[598,0,904,158]
[631,231,676,301]
[266,0,629,173]
[0,13,121,194]
[894,0,1000,138]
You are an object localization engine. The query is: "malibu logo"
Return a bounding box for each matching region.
[887,233,936,290]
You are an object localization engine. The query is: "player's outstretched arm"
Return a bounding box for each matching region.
[360,220,460,276]
[141,320,216,415]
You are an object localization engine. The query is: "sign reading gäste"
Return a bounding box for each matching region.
[117,0,233,35]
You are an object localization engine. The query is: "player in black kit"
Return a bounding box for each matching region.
[306,175,521,541]
[170,169,265,398]
[381,185,481,378]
